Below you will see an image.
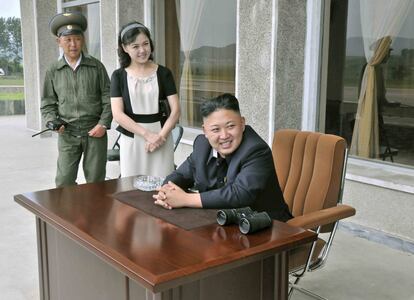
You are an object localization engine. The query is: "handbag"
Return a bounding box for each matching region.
[159,99,171,126]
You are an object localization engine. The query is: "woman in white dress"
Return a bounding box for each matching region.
[110,21,180,178]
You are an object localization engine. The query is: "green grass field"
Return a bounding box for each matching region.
[0,76,25,100]
[344,56,414,89]
[0,92,24,101]
[0,76,24,86]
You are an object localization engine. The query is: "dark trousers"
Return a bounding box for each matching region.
[56,132,107,187]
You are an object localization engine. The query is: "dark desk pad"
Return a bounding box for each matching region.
[113,189,218,230]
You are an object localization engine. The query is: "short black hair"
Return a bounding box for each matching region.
[200,93,240,118]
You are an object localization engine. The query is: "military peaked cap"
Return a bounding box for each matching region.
[49,12,87,37]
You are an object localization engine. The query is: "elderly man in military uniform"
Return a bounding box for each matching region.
[41,12,112,187]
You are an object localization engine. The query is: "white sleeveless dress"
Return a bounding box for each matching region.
[119,71,174,178]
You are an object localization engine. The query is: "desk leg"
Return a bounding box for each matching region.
[145,290,162,300]
[274,251,289,300]
[36,217,50,300]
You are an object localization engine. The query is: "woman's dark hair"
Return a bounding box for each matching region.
[117,21,154,68]
[200,93,241,118]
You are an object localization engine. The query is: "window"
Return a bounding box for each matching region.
[62,1,101,59]
[325,0,414,167]
[164,0,237,128]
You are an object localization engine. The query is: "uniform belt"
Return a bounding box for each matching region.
[64,123,94,137]
[63,131,86,138]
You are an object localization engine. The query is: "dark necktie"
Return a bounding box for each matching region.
[215,156,228,188]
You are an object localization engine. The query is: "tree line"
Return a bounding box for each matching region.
[0,17,22,76]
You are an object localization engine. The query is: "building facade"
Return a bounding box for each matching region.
[20,0,414,252]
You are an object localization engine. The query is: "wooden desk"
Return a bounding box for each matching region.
[14,177,316,300]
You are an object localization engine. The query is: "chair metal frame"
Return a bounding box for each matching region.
[288,148,349,300]
[107,133,121,162]
[172,124,184,152]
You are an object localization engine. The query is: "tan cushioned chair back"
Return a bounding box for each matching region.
[272,129,346,217]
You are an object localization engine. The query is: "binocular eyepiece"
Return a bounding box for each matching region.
[217,207,254,226]
[216,207,272,234]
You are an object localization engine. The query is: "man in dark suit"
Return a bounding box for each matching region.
[153,93,292,222]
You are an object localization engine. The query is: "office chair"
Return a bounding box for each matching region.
[272,129,356,300]
[172,124,184,151]
[107,133,121,162]
[106,125,184,176]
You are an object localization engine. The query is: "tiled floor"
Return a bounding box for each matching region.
[1,115,414,300]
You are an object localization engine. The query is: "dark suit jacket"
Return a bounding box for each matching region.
[165,125,292,222]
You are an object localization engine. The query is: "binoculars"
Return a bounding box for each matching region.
[32,119,67,137]
[216,207,272,234]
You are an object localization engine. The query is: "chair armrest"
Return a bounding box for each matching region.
[287,204,356,230]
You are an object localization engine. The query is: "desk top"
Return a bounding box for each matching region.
[14,177,316,292]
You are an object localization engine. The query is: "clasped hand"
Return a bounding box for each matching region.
[144,131,166,153]
[153,181,186,209]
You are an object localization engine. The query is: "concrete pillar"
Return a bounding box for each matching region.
[20,0,58,131]
[274,0,306,132]
[237,0,306,143]
[100,0,119,76]
[237,0,275,142]
[118,0,144,30]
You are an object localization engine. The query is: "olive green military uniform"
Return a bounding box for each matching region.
[41,12,112,187]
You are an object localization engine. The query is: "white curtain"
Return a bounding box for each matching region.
[176,0,205,126]
[360,1,412,59]
[350,0,413,158]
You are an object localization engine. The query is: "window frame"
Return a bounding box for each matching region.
[153,0,237,131]
[312,0,414,191]
[61,0,99,9]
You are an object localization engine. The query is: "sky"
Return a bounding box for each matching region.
[0,0,21,18]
